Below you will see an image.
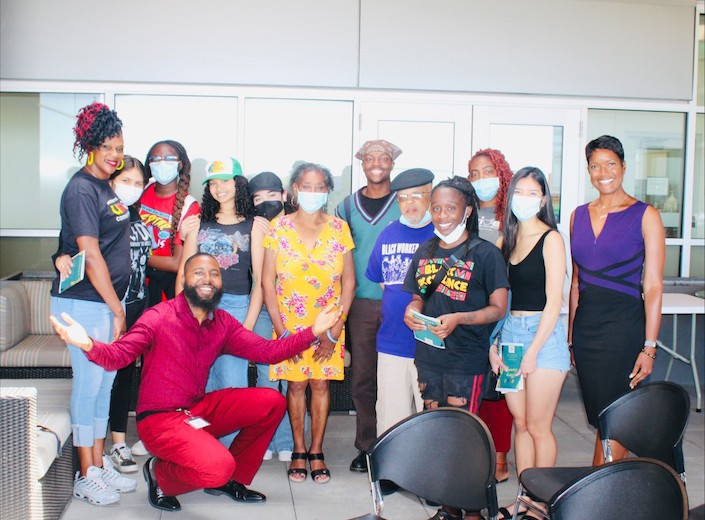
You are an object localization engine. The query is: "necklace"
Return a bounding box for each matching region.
[594,193,627,219]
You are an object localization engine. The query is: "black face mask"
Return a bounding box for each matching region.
[254,200,284,221]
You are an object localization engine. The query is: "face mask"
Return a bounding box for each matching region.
[113,183,143,207]
[471,177,500,202]
[297,191,328,214]
[434,214,468,244]
[511,195,543,222]
[254,200,284,221]
[400,210,432,228]
[150,160,179,185]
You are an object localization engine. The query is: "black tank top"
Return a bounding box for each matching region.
[509,230,553,311]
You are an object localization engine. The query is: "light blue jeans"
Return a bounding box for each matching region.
[501,312,571,372]
[253,308,294,453]
[51,296,117,447]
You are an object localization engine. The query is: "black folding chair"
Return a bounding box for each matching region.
[348,407,499,520]
[548,458,688,520]
[514,381,690,519]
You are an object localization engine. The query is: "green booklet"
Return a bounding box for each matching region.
[59,250,86,294]
[410,310,445,349]
[498,342,524,393]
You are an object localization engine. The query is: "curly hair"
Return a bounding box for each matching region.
[73,103,122,161]
[427,176,480,256]
[468,148,513,231]
[201,175,254,222]
[144,140,192,255]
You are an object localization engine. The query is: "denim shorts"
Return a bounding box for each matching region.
[500,313,570,372]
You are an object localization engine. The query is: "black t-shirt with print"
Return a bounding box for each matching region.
[403,236,509,375]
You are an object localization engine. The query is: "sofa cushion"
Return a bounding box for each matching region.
[0,335,70,368]
[0,281,31,352]
[21,280,55,336]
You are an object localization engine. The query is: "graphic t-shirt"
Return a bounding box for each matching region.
[138,184,200,256]
[403,237,509,375]
[51,170,131,302]
[197,219,254,295]
[365,220,435,358]
[126,207,152,305]
[477,205,500,245]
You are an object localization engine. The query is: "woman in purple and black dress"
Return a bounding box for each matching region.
[569,135,665,465]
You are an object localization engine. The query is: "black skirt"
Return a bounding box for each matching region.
[572,285,645,428]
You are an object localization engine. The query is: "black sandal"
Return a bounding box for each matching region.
[287,452,308,482]
[308,452,331,484]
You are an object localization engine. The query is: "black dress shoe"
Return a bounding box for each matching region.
[143,457,181,512]
[349,450,367,472]
[379,479,400,495]
[204,480,266,503]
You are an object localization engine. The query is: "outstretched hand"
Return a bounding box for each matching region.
[311,304,343,337]
[49,313,93,352]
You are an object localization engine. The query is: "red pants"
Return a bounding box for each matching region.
[478,397,513,453]
[137,387,285,496]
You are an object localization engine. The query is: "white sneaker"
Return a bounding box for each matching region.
[263,449,273,461]
[73,466,120,506]
[130,439,150,456]
[101,455,137,493]
[278,450,293,462]
[110,444,138,473]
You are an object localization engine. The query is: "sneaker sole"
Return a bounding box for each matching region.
[73,489,120,506]
[114,463,139,474]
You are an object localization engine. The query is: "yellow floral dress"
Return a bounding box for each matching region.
[263,214,354,381]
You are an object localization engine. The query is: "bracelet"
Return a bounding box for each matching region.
[279,330,290,339]
[643,340,656,348]
[640,348,656,359]
[341,313,348,322]
[326,330,339,343]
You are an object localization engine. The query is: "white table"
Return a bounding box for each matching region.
[658,293,705,412]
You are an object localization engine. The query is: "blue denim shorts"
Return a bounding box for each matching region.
[500,313,570,372]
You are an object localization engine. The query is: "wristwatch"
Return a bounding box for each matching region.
[643,340,656,348]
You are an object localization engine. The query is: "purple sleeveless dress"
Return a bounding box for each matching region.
[570,201,648,427]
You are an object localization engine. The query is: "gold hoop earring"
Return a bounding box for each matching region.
[87,152,94,166]
[116,159,124,171]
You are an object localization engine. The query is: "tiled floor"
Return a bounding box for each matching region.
[61,372,704,519]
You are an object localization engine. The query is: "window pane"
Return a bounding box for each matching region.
[690,246,704,278]
[693,114,704,239]
[488,124,564,223]
[665,245,681,277]
[0,92,101,230]
[587,110,686,239]
[115,95,238,192]
[243,98,353,212]
[697,14,704,106]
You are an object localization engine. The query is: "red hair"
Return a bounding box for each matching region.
[468,148,513,230]
[73,103,122,160]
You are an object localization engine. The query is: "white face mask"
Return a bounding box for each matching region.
[150,160,179,185]
[297,191,328,213]
[113,183,143,207]
[511,195,542,222]
[471,177,500,202]
[434,214,467,244]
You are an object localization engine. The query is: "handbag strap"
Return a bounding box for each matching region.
[421,236,483,300]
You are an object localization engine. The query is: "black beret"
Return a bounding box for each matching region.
[249,171,283,194]
[391,168,434,191]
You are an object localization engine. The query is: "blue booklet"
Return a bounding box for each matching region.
[498,342,524,393]
[410,310,445,349]
[58,250,86,294]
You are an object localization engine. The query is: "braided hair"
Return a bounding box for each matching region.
[144,140,192,255]
[201,175,254,222]
[468,148,513,231]
[427,176,480,257]
[73,103,122,161]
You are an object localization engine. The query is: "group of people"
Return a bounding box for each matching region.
[49,102,665,519]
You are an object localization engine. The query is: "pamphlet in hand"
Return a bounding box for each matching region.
[59,250,86,294]
[410,310,445,349]
[497,342,524,393]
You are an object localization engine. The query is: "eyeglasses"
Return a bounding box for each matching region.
[148,155,179,163]
[397,192,430,202]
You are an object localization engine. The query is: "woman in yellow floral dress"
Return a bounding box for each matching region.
[262,162,355,484]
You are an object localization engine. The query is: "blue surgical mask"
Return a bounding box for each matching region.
[400,210,432,228]
[511,195,542,222]
[297,191,328,214]
[471,177,500,202]
[150,160,180,185]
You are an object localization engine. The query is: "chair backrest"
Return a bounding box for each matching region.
[367,408,497,513]
[598,381,690,475]
[548,458,688,520]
